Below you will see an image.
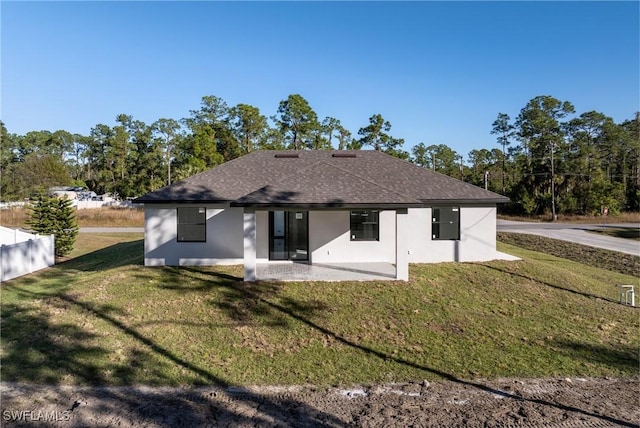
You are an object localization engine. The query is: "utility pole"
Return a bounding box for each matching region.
[484,171,489,190]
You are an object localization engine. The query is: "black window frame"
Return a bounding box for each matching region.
[177,207,207,242]
[350,209,380,241]
[431,206,460,240]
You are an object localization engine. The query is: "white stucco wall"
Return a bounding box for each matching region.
[407,206,497,263]
[309,206,496,264]
[309,210,396,263]
[143,204,244,266]
[143,205,498,266]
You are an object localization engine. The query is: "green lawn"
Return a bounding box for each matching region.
[1,233,638,387]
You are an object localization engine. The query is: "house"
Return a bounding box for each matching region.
[133,150,510,281]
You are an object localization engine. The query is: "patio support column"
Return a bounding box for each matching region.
[243,208,257,282]
[395,208,409,281]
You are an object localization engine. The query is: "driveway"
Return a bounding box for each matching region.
[497,220,639,256]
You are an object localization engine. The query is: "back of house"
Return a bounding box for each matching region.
[133,150,510,281]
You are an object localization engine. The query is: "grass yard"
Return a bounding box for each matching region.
[1,233,638,387]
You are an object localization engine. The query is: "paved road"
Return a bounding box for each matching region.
[497,220,640,256]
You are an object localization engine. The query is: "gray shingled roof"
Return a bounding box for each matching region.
[133,150,510,207]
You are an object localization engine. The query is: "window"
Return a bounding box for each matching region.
[350,210,379,241]
[177,207,206,242]
[432,206,460,240]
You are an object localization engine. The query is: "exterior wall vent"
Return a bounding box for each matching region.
[332,153,357,158]
[275,153,299,158]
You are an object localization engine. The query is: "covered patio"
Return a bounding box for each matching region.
[242,207,410,282]
[256,261,397,282]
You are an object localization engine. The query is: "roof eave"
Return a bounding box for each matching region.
[419,197,511,205]
[132,198,232,204]
[229,202,423,209]
[135,198,510,206]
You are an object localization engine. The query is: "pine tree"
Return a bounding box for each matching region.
[27,195,78,257]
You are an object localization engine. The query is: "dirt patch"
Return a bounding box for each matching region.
[497,232,640,277]
[1,378,638,427]
[426,322,464,335]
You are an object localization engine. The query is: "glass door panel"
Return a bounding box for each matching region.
[269,211,287,260]
[288,211,308,261]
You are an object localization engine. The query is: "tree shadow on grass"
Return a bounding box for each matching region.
[477,263,622,305]
[58,239,144,272]
[3,255,637,426]
[2,240,144,294]
[549,339,639,372]
[1,303,107,384]
[188,268,637,428]
[155,266,243,288]
[1,281,346,427]
[141,266,326,328]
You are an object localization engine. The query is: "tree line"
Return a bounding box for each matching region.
[1,94,638,216]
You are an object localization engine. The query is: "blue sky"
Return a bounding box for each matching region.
[2,1,638,160]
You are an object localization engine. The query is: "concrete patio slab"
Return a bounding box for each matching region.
[494,251,521,261]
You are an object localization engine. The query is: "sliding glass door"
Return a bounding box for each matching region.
[269,211,308,261]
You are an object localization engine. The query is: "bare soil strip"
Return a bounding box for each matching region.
[2,377,638,427]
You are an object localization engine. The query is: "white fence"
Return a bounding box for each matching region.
[0,201,27,209]
[73,200,134,210]
[0,226,55,282]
